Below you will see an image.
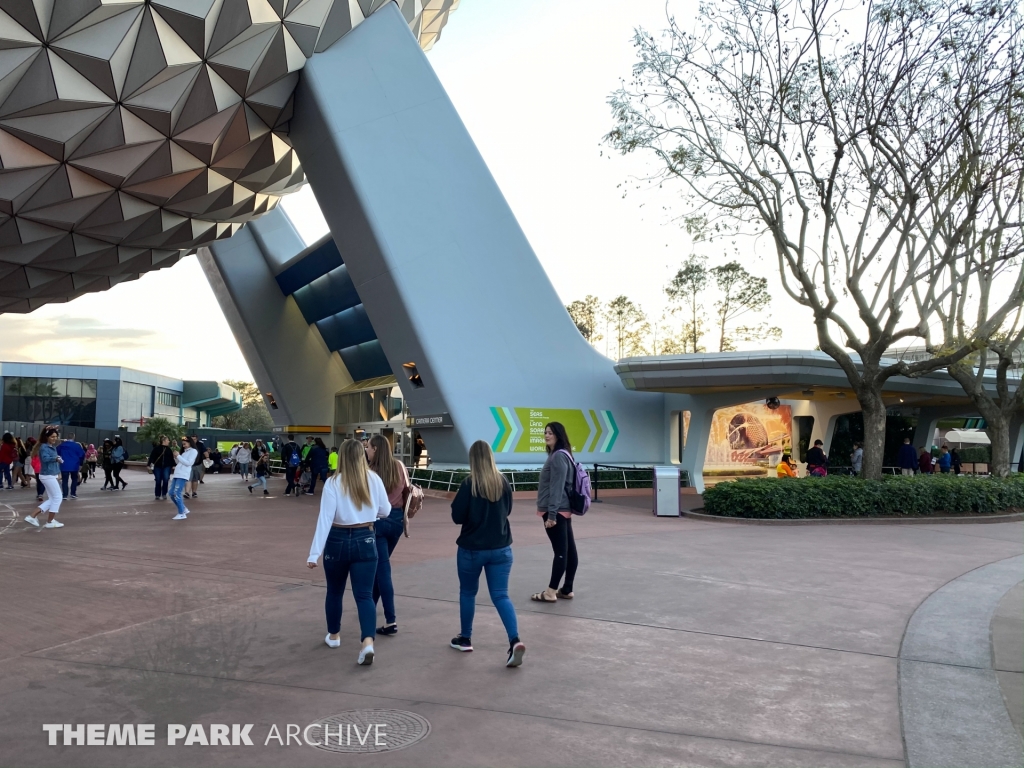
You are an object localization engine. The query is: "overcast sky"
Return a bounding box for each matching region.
[0,0,813,382]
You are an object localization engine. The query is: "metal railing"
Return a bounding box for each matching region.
[408,465,691,495]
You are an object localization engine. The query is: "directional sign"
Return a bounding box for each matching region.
[490,407,618,454]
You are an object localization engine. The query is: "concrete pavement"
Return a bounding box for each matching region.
[0,470,1021,767]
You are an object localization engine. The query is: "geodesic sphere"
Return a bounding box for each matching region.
[0,0,458,312]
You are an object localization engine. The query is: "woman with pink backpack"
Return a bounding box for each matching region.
[531,421,580,603]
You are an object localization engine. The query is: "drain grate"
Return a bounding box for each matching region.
[308,709,430,753]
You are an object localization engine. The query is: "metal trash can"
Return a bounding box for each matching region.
[652,466,680,517]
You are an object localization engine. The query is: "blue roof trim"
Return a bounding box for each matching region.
[338,340,391,382]
[275,237,343,296]
[292,264,362,325]
[271,235,392,382]
[315,305,377,351]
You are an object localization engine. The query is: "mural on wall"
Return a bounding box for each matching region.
[704,403,792,472]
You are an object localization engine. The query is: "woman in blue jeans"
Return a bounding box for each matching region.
[365,435,410,636]
[449,440,525,667]
[307,440,392,666]
[147,435,174,501]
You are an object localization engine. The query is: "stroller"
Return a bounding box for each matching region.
[294,466,311,496]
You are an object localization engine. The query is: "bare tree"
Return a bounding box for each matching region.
[925,152,1024,475]
[566,295,604,343]
[606,0,1024,478]
[710,262,782,351]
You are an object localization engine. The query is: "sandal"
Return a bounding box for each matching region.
[557,590,574,599]
[531,592,557,602]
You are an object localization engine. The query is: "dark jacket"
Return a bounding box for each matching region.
[805,446,827,469]
[897,444,918,470]
[308,445,328,469]
[537,450,573,521]
[451,478,513,551]
[918,452,933,473]
[148,445,175,469]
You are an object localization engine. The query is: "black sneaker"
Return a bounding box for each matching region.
[263,490,269,496]
[248,486,253,494]
[506,639,526,668]
[377,623,398,636]
[449,636,473,652]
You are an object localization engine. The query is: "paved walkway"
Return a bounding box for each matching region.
[0,471,1021,767]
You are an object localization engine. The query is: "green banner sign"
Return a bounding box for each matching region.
[490,407,618,454]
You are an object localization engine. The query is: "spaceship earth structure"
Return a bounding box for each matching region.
[0,0,459,312]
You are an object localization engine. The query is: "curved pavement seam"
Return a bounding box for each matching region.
[897,554,1024,768]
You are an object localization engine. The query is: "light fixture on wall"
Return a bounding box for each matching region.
[765,397,781,410]
[403,363,424,389]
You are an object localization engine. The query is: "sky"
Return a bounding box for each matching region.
[0,0,815,382]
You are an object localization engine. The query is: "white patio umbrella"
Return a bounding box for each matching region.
[943,429,991,445]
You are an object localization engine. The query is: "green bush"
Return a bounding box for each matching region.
[702,474,1024,519]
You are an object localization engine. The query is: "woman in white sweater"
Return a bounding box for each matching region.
[169,436,197,521]
[235,443,252,482]
[307,439,391,665]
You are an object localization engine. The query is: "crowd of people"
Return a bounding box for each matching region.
[776,436,965,478]
[1,429,102,506]
[303,423,583,670]
[8,421,592,671]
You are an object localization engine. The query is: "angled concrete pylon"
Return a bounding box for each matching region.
[207,3,666,466]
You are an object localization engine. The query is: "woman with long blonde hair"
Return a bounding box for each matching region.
[449,440,524,667]
[307,439,391,665]
[365,434,410,636]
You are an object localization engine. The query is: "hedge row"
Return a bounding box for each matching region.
[702,474,1024,519]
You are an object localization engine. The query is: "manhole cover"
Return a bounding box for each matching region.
[308,709,430,753]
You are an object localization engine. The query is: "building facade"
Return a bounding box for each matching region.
[0,362,240,431]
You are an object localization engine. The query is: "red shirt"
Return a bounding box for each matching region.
[0,442,16,464]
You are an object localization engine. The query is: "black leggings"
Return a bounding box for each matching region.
[545,514,578,593]
[102,463,113,488]
[112,464,126,488]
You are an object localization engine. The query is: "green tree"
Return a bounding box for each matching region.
[566,295,604,343]
[606,0,1024,478]
[212,380,274,431]
[665,255,708,352]
[605,296,650,359]
[135,417,185,448]
[710,262,782,352]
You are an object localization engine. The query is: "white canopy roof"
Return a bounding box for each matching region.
[943,429,991,445]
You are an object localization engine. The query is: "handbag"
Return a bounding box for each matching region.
[402,484,424,538]
[202,459,214,469]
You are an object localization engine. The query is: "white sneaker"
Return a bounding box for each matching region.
[44,520,64,528]
[324,634,340,649]
[357,645,374,665]
[24,515,40,527]
[172,513,187,520]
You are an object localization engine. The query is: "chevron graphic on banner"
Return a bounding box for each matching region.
[491,407,618,453]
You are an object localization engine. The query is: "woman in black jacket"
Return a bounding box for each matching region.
[147,435,175,501]
[449,440,525,667]
[100,438,115,490]
[532,421,577,603]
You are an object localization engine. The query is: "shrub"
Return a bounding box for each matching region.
[702,474,1024,519]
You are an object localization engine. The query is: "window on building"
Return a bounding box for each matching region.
[335,388,405,426]
[1,376,99,426]
[157,391,181,407]
[119,382,154,422]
